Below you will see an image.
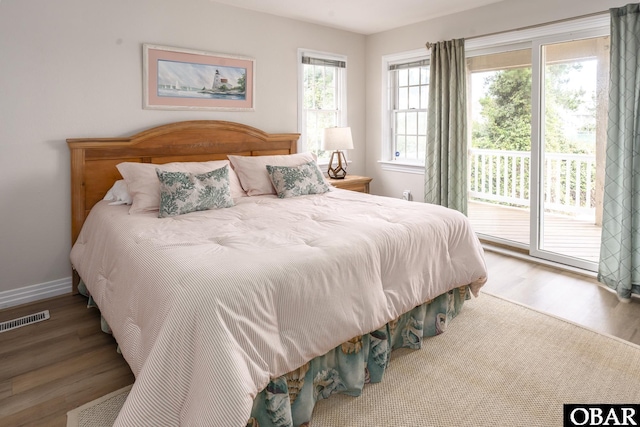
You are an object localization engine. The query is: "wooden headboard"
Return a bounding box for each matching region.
[67,120,300,246]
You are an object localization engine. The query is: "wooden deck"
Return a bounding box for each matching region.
[468,201,602,264]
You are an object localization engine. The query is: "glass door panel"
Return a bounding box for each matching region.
[537,37,609,266]
[467,49,532,247]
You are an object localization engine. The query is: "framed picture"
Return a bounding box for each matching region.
[143,44,255,111]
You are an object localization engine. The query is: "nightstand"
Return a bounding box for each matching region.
[328,175,372,194]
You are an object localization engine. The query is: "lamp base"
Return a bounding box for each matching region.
[327,151,348,179]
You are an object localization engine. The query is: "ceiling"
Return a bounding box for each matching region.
[210,0,506,35]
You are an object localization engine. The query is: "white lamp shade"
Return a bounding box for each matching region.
[322,127,354,150]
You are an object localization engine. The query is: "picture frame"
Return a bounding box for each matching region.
[142,44,255,111]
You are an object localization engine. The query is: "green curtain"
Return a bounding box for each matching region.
[424,38,467,214]
[598,3,640,302]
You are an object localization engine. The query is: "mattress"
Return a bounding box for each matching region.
[70,189,487,426]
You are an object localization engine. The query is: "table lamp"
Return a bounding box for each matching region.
[322,127,354,179]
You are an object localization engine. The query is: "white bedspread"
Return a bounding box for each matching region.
[70,190,487,426]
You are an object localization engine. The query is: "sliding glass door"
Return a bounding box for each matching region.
[531,35,609,269]
[467,25,610,271]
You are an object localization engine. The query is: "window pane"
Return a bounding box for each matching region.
[420,67,429,85]
[409,67,420,86]
[320,67,336,110]
[315,67,325,109]
[420,86,429,109]
[396,135,406,159]
[306,110,317,127]
[396,111,406,134]
[398,69,408,86]
[318,110,337,130]
[418,112,427,135]
[409,86,420,109]
[303,67,315,108]
[406,135,418,159]
[398,87,409,110]
[305,110,318,152]
[407,111,418,134]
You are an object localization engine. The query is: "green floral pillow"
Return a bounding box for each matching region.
[156,166,234,217]
[266,161,331,198]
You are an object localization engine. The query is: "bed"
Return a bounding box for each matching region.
[67,120,487,427]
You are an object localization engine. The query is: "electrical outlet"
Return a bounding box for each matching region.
[402,190,411,201]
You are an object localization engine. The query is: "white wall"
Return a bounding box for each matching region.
[364,0,629,201]
[0,0,366,304]
[1,0,631,306]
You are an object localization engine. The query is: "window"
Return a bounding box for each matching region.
[298,50,347,162]
[381,50,430,172]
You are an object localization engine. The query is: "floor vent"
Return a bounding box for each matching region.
[0,310,50,333]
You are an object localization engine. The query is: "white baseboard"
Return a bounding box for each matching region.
[0,277,72,310]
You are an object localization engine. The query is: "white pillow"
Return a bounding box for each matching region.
[228,152,321,196]
[116,160,245,214]
[103,179,133,205]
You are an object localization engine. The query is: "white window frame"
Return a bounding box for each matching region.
[297,49,347,165]
[380,48,430,175]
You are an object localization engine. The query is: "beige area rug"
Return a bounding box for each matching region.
[67,293,640,427]
[67,385,132,427]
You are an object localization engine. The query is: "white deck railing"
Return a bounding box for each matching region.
[468,148,596,215]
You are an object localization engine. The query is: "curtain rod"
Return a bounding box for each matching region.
[425,9,609,49]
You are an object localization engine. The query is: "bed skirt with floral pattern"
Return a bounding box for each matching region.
[78,281,470,427]
[247,285,471,427]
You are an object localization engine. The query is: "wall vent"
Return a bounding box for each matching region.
[0,310,50,333]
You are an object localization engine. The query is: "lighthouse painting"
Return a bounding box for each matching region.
[144,44,254,111]
[156,61,246,99]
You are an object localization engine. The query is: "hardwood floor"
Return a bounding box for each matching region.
[0,294,134,426]
[481,249,640,345]
[0,250,638,426]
